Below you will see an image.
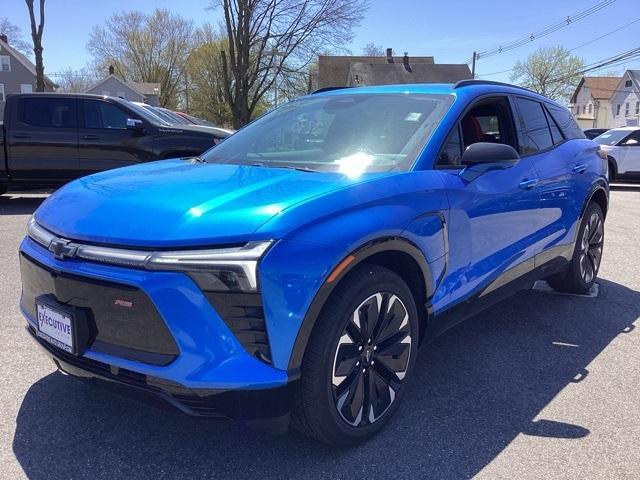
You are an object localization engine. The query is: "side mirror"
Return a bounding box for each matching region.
[459,142,520,181]
[126,118,144,132]
[622,138,639,146]
[461,142,520,165]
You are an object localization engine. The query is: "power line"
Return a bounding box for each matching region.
[477,17,640,79]
[466,0,616,64]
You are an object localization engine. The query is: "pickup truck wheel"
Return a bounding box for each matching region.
[547,202,604,294]
[292,264,418,446]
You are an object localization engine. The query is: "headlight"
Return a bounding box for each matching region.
[26,218,272,292]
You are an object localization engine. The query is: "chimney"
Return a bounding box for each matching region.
[0,34,7,44]
[386,48,394,64]
[402,52,411,72]
[108,64,115,75]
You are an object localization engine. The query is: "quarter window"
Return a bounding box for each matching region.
[82,100,129,129]
[437,126,463,167]
[18,97,76,128]
[513,97,554,155]
[0,56,10,72]
[546,103,585,139]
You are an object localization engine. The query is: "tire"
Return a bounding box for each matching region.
[547,202,604,294]
[292,264,419,446]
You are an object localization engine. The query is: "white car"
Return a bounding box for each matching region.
[594,127,640,181]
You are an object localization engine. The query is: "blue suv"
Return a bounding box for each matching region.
[20,81,608,446]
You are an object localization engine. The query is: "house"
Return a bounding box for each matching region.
[312,48,468,91]
[85,66,161,106]
[0,33,56,119]
[569,76,620,129]
[609,70,640,128]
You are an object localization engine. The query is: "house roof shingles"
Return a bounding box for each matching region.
[580,76,621,101]
[348,62,472,86]
[317,55,435,89]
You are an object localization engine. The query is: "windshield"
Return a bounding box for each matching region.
[157,108,191,125]
[126,102,171,126]
[594,130,633,146]
[202,93,452,174]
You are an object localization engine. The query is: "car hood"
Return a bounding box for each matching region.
[34,160,372,247]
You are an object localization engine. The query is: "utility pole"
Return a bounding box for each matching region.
[471,51,477,79]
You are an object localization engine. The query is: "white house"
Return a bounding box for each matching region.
[570,76,620,129]
[610,70,640,128]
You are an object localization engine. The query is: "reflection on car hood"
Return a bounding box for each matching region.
[34,160,369,247]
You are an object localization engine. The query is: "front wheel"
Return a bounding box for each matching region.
[548,202,604,294]
[293,264,419,446]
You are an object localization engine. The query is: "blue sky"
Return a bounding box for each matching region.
[2,0,638,83]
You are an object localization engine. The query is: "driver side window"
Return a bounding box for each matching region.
[436,97,516,168]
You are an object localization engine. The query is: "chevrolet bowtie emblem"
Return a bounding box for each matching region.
[49,239,78,260]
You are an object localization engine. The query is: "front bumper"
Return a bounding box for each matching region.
[19,236,292,421]
[27,326,293,426]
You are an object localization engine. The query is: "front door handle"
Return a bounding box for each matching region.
[82,134,100,140]
[519,178,539,190]
[572,164,587,174]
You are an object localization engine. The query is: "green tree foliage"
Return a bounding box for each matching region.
[510,46,584,102]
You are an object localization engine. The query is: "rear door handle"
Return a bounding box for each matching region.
[82,134,100,140]
[519,178,539,190]
[13,133,30,139]
[572,164,587,174]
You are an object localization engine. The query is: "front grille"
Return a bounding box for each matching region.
[204,292,272,364]
[20,253,179,366]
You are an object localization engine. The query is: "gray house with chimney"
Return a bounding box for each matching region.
[0,34,56,119]
[85,67,161,106]
[311,48,471,91]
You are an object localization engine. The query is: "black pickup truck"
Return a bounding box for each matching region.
[0,93,231,194]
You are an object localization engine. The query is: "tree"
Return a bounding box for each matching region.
[88,9,194,107]
[510,46,584,102]
[56,67,99,93]
[214,0,369,128]
[184,25,233,126]
[25,0,46,91]
[362,42,384,56]
[0,17,32,56]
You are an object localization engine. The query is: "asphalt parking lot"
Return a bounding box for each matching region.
[1,188,639,480]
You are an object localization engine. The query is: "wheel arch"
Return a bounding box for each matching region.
[607,155,618,179]
[287,236,434,373]
[586,185,609,219]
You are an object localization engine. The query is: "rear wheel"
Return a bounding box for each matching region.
[547,202,604,294]
[293,264,419,446]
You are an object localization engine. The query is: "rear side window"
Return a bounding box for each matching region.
[546,103,585,139]
[544,106,564,145]
[513,97,553,155]
[82,100,129,129]
[18,97,76,128]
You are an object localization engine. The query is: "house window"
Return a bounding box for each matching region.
[116,91,125,99]
[626,103,630,116]
[626,80,633,88]
[636,102,639,115]
[0,83,4,102]
[582,105,586,114]
[20,84,33,93]
[616,104,621,116]
[0,56,10,72]
[588,104,592,114]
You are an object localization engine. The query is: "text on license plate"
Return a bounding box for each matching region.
[36,303,74,353]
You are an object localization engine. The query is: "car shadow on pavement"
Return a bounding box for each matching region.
[0,194,47,216]
[12,278,640,480]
